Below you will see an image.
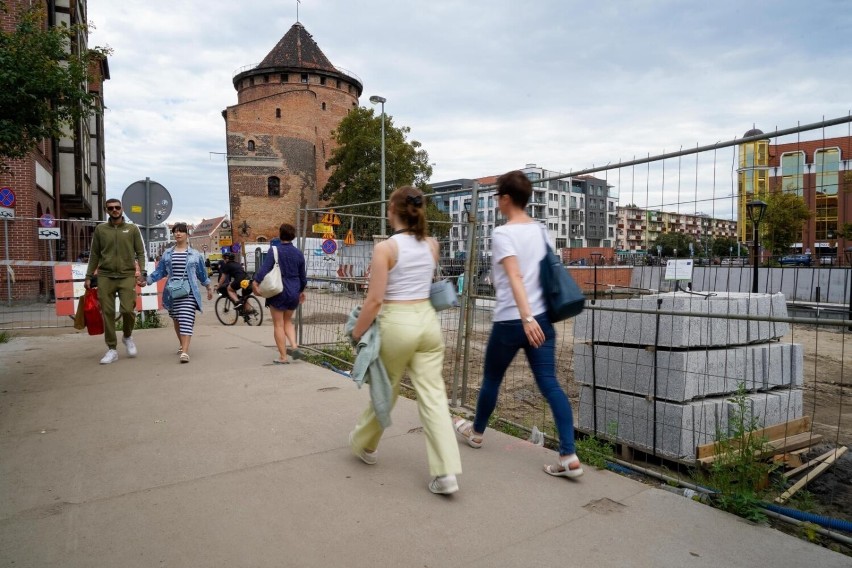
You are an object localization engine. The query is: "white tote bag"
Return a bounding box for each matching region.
[257,246,284,298]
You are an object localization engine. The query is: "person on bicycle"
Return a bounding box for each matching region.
[217,252,251,308]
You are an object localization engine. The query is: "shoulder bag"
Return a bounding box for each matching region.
[258,245,284,298]
[166,252,191,300]
[430,263,459,311]
[538,227,585,322]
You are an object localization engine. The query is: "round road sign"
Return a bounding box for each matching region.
[39,213,56,228]
[121,179,173,226]
[0,187,15,208]
[321,239,337,255]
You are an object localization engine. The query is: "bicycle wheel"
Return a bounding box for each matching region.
[215,295,238,325]
[242,296,263,326]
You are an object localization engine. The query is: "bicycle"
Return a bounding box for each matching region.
[214,292,263,326]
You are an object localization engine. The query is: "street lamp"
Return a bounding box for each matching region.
[369,95,387,236]
[746,199,768,293]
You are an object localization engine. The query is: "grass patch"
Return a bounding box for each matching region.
[0,330,11,343]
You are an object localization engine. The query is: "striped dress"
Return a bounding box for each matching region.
[169,251,198,336]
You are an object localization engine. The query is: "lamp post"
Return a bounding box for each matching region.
[746,199,768,294]
[369,95,387,236]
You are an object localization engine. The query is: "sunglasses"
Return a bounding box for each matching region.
[106,205,122,211]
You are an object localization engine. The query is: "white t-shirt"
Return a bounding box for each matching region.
[491,222,548,322]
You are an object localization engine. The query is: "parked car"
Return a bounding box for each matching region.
[720,257,747,266]
[779,254,812,267]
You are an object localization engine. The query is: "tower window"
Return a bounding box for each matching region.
[276,108,281,118]
[321,102,326,110]
[300,73,308,83]
[268,176,280,197]
[247,140,255,151]
[281,73,289,82]
[320,76,326,85]
[263,75,269,83]
[249,77,254,86]
[336,80,341,88]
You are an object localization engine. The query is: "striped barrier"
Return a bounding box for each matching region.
[53,262,164,317]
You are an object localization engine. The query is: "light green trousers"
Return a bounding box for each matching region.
[351,302,462,477]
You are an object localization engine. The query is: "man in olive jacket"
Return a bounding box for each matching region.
[85,198,147,364]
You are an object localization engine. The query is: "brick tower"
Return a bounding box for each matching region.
[223,23,362,242]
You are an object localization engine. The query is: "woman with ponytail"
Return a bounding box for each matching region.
[348,186,462,495]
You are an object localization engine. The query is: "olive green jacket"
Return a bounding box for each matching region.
[86,220,146,279]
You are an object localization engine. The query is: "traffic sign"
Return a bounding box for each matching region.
[320,210,341,226]
[232,243,241,254]
[219,236,233,246]
[39,213,56,228]
[38,227,62,240]
[0,206,14,220]
[0,187,15,208]
[122,179,173,226]
[202,244,208,251]
[312,223,333,233]
[344,229,355,246]
[321,239,337,255]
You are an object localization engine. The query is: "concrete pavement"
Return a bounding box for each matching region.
[0,307,849,567]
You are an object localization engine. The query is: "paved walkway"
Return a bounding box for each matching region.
[0,308,849,567]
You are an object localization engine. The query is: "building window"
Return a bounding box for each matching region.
[780,151,805,196]
[249,77,254,86]
[815,148,840,195]
[321,102,326,110]
[281,74,289,82]
[336,80,341,88]
[268,176,281,197]
[275,108,281,118]
[320,76,326,85]
[263,75,269,83]
[247,140,255,151]
[300,73,308,83]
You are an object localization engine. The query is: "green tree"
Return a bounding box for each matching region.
[322,106,446,238]
[711,236,741,257]
[0,3,109,169]
[761,192,811,257]
[653,232,698,257]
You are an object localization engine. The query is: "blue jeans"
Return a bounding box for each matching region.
[473,313,577,455]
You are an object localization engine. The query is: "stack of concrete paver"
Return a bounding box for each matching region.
[573,292,803,460]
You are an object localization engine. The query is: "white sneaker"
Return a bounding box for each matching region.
[428,474,459,495]
[122,336,138,358]
[99,349,118,365]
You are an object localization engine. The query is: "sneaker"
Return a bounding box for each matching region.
[349,431,377,465]
[122,336,138,358]
[428,474,459,495]
[99,349,118,365]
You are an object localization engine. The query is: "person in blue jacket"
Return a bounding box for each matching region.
[145,222,213,363]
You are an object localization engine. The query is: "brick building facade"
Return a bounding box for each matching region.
[0,0,108,301]
[223,23,362,242]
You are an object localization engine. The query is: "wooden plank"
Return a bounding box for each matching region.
[775,446,847,504]
[698,432,822,466]
[696,416,811,459]
[782,447,841,479]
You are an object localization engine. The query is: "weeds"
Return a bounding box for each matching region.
[0,330,11,343]
[576,422,617,469]
[302,333,356,368]
[704,383,778,522]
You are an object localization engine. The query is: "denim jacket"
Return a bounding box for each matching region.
[146,246,211,311]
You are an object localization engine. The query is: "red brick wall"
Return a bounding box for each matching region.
[566,266,633,294]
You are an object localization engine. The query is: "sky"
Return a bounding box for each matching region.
[87,0,852,225]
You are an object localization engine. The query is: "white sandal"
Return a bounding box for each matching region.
[544,454,584,478]
[453,417,483,448]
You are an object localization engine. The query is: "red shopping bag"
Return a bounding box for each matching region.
[83,288,104,336]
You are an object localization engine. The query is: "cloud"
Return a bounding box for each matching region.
[88,0,852,226]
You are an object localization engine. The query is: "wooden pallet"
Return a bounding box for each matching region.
[695,416,821,467]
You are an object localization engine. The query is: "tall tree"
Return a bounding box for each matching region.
[0,3,109,170]
[322,106,446,238]
[761,192,811,257]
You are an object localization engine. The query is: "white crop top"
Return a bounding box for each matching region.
[384,234,435,301]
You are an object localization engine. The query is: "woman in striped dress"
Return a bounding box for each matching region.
[145,222,213,363]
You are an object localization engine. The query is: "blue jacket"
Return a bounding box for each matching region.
[345,306,392,429]
[146,246,211,311]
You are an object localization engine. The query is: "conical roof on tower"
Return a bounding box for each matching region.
[258,23,336,72]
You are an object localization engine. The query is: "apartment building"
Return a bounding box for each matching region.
[430,165,618,260]
[615,205,738,253]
